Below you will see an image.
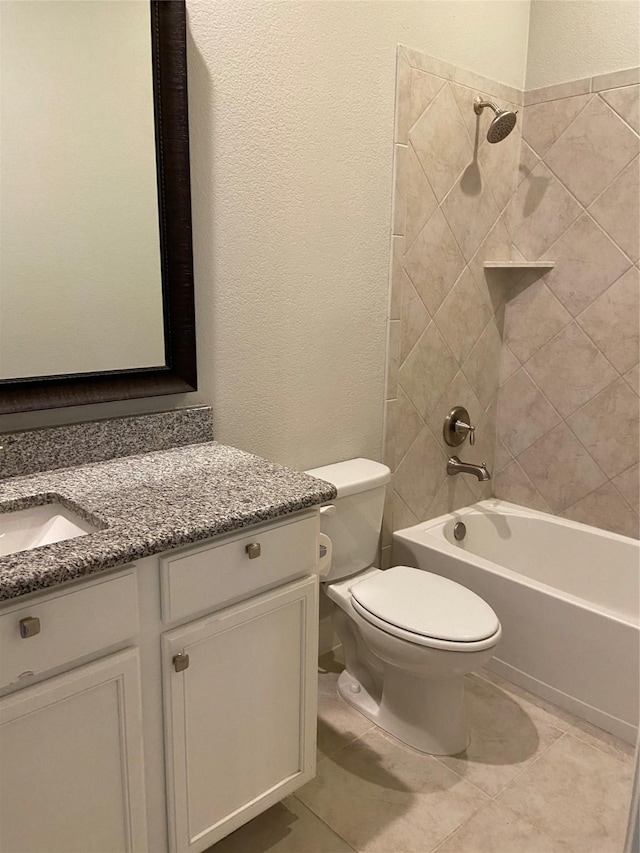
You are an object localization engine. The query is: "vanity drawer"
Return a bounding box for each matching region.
[0,571,138,689]
[161,513,318,622]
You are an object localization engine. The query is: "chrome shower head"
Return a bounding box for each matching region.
[473,97,518,143]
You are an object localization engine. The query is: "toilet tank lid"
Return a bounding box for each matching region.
[305,458,390,498]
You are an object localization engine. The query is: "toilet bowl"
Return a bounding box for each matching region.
[306,458,501,755]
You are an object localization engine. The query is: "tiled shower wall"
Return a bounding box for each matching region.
[494,71,639,539]
[383,48,639,559]
[382,47,523,566]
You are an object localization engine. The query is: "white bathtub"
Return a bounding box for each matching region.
[393,499,640,743]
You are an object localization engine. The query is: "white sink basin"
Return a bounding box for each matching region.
[0,503,98,557]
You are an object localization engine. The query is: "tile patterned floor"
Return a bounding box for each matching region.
[210,651,635,853]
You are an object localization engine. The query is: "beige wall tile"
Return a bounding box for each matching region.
[403,208,465,314]
[498,368,561,456]
[426,369,484,449]
[392,144,407,236]
[562,481,639,539]
[504,280,572,363]
[494,436,513,474]
[461,318,503,408]
[450,81,486,142]
[393,426,448,517]
[426,474,477,519]
[525,323,617,418]
[518,140,540,186]
[440,167,501,263]
[545,96,639,206]
[399,320,458,419]
[600,84,640,133]
[567,379,640,479]
[518,423,607,511]
[394,53,411,144]
[478,125,521,213]
[468,217,514,311]
[523,93,591,156]
[493,459,551,512]
[591,66,640,92]
[577,267,639,373]
[408,69,446,132]
[383,399,396,470]
[497,735,633,852]
[543,214,631,317]
[499,344,520,385]
[385,319,400,400]
[389,235,404,320]
[613,462,639,516]
[589,157,640,262]
[508,161,582,259]
[410,84,473,202]
[433,268,492,364]
[402,46,455,81]
[399,271,430,364]
[624,363,639,396]
[393,490,419,531]
[395,387,423,469]
[404,144,438,248]
[524,78,591,107]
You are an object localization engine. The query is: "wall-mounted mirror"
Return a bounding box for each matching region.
[0,0,196,414]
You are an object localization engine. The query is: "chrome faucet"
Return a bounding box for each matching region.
[447,456,491,482]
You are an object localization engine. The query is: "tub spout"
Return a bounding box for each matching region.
[447,456,491,482]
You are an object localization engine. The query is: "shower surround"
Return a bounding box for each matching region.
[383,47,639,562]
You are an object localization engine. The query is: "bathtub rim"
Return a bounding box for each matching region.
[393,498,639,627]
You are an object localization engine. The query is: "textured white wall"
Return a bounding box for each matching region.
[526,0,640,89]
[0,1,531,471]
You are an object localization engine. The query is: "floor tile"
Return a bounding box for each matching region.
[497,734,634,852]
[207,796,355,853]
[297,728,488,853]
[475,670,576,732]
[316,659,373,761]
[435,801,568,852]
[435,674,565,797]
[567,716,636,766]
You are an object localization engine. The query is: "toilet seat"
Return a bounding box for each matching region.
[350,565,501,652]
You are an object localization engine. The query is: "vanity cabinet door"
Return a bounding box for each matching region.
[0,649,148,853]
[162,574,318,853]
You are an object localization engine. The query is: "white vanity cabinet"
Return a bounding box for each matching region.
[163,575,318,852]
[0,573,148,853]
[0,508,320,853]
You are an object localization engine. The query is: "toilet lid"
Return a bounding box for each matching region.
[350,566,500,643]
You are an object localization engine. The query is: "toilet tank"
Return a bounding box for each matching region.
[304,459,390,582]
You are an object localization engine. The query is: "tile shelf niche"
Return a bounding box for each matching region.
[483,261,555,269]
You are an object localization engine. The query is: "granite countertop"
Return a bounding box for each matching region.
[0,442,336,602]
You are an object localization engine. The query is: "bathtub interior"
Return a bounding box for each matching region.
[417,500,639,623]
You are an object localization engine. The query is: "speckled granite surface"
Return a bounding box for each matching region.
[0,442,336,602]
[0,407,213,480]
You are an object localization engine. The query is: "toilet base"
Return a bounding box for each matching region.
[337,667,468,755]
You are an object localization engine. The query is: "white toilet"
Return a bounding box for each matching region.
[306,458,501,755]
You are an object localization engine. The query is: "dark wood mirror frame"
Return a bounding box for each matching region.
[0,0,197,415]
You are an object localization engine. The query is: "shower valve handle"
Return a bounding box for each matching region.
[454,420,475,445]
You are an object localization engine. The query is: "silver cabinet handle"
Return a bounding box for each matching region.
[245,543,261,559]
[19,617,41,639]
[173,653,190,672]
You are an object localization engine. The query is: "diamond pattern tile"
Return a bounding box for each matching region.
[410,83,473,202]
[545,96,639,206]
[589,157,640,262]
[403,208,465,315]
[525,323,617,418]
[577,266,639,373]
[387,47,639,540]
[542,213,631,317]
[508,161,582,259]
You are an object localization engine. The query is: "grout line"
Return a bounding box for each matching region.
[597,90,640,138]
[291,793,359,851]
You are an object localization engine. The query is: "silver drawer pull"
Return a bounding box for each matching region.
[173,653,190,673]
[245,543,261,559]
[19,617,41,639]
